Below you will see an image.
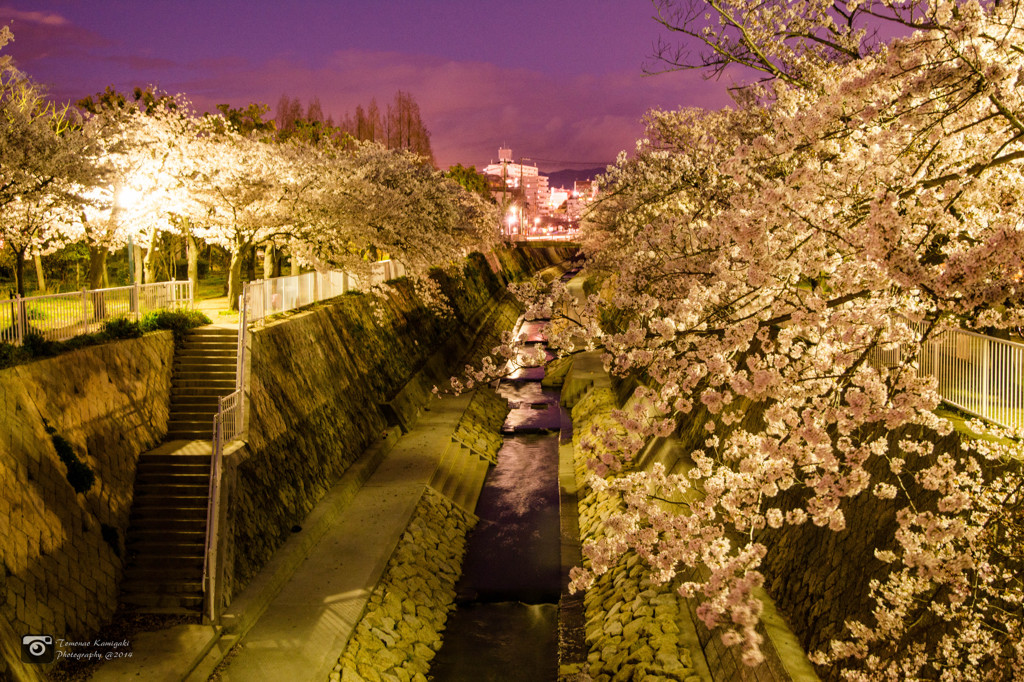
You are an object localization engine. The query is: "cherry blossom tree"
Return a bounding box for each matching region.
[466,1,1024,678]
[0,35,88,295]
[183,123,294,309]
[75,89,199,288]
[289,139,498,284]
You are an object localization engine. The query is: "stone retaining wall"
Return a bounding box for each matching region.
[452,389,509,464]
[330,488,475,682]
[0,333,173,662]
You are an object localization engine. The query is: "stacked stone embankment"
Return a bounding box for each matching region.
[452,388,509,463]
[330,488,475,682]
[0,333,173,678]
[569,387,704,682]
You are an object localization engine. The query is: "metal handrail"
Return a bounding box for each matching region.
[0,280,192,345]
[873,323,1024,431]
[245,260,406,325]
[203,291,248,621]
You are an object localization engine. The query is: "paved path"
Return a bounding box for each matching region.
[211,393,470,682]
[90,393,471,682]
[193,296,238,329]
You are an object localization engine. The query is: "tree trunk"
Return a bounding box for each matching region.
[143,228,159,284]
[86,246,108,320]
[134,244,144,284]
[227,249,243,311]
[12,246,26,297]
[33,254,45,294]
[263,243,275,280]
[244,245,256,283]
[87,245,107,290]
[290,250,300,276]
[187,234,199,297]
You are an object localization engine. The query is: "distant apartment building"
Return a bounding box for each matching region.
[484,149,551,232]
[565,180,598,223]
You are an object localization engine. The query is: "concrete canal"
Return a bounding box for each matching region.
[429,317,565,681]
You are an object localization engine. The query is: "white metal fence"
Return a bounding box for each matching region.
[919,328,1024,431]
[0,280,192,346]
[246,260,406,324]
[874,325,1024,431]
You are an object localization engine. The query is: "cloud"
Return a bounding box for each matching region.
[7,15,734,171]
[174,49,734,169]
[1,7,68,26]
[0,5,108,65]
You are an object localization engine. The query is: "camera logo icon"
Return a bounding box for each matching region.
[21,635,55,664]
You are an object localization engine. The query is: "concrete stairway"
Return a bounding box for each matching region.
[167,327,238,440]
[429,441,491,513]
[120,440,212,613]
[119,326,239,614]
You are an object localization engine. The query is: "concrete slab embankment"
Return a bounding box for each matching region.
[559,354,819,682]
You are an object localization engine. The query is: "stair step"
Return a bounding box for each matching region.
[134,471,210,486]
[441,448,468,500]
[167,418,217,429]
[430,445,457,491]
[129,516,207,531]
[171,386,236,398]
[129,528,206,543]
[136,479,209,491]
[120,578,203,595]
[178,346,237,356]
[119,593,203,611]
[165,432,214,441]
[172,380,237,392]
[168,395,222,407]
[138,452,211,465]
[135,461,210,474]
[126,540,205,555]
[173,371,237,381]
[462,458,491,512]
[167,412,219,424]
[127,547,205,563]
[172,358,235,368]
[131,496,208,511]
[453,453,482,508]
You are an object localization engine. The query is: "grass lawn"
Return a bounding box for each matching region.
[936,405,1020,447]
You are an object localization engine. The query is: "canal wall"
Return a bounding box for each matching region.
[0,333,173,680]
[221,246,573,602]
[561,355,820,682]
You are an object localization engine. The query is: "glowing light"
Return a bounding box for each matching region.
[116,186,143,209]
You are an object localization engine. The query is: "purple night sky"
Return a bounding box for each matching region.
[1,1,736,171]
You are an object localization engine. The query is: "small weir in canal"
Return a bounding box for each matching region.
[429,313,567,682]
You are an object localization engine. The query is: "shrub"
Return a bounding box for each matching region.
[0,342,27,369]
[22,331,61,358]
[140,308,211,345]
[101,316,142,340]
[42,419,94,494]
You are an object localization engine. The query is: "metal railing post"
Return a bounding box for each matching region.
[204,413,223,623]
[80,290,89,336]
[982,337,991,421]
[14,295,25,345]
